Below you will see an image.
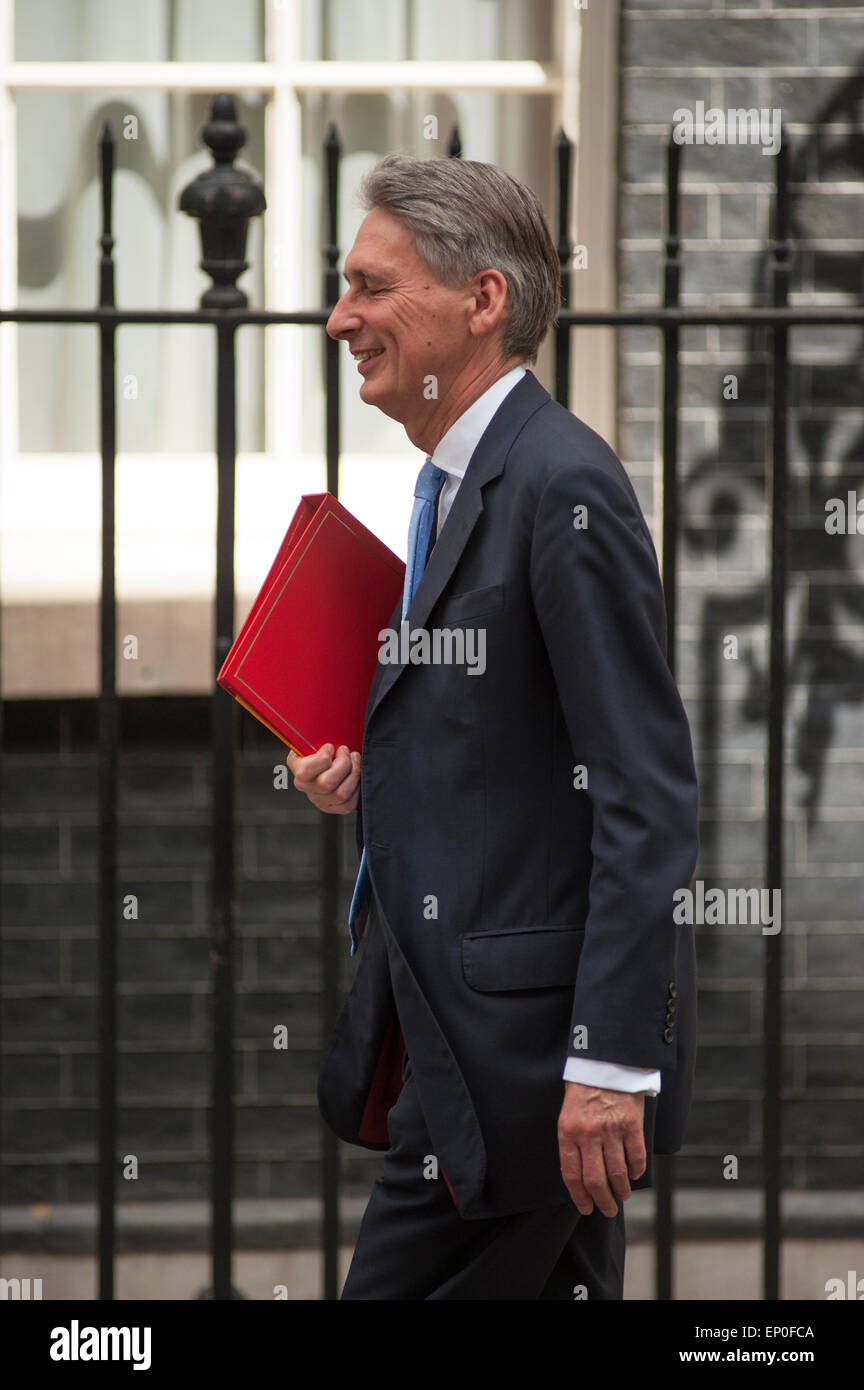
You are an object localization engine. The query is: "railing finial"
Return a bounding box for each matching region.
[178,93,266,309]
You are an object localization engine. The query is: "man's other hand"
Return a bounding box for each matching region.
[558,1082,647,1218]
[286,744,361,814]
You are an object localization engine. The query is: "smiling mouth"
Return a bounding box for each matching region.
[353,347,385,366]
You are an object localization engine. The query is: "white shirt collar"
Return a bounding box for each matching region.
[428,364,526,477]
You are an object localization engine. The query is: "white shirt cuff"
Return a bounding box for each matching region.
[563,1057,661,1096]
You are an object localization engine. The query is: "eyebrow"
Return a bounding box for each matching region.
[342,266,388,284]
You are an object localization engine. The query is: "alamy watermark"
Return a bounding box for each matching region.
[825,1270,864,1299]
[378,621,486,675]
[673,881,781,934]
[50,1321,151,1370]
[672,102,782,157]
[825,490,864,534]
[1,1276,42,1299]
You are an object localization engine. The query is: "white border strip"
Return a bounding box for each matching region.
[2,60,560,93]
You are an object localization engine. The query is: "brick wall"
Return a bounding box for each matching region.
[618,0,864,1190]
[0,697,380,1211]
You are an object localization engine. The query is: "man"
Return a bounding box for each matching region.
[287,153,699,1300]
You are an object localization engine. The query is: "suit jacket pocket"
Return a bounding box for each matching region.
[461,925,585,992]
[435,583,505,624]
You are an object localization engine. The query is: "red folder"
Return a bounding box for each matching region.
[217,493,405,755]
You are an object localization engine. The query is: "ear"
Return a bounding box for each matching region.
[467,268,510,338]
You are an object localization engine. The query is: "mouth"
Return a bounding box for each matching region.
[352,347,385,374]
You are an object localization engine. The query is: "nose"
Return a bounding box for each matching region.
[326,288,361,341]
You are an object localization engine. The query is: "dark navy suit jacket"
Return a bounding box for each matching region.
[317,369,699,1219]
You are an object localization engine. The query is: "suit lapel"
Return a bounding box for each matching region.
[363,369,550,728]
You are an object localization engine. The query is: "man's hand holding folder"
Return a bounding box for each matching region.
[286,742,361,815]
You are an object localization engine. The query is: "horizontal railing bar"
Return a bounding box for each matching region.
[2,307,864,327]
[1,60,558,93]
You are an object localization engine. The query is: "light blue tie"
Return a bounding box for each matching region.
[347,456,446,953]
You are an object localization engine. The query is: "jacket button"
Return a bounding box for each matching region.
[666,1003,676,1018]
[663,1026,674,1043]
[668,983,677,998]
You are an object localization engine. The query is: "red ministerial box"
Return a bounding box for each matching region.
[217,493,405,755]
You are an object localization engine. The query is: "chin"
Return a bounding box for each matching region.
[359,379,382,404]
[360,379,396,416]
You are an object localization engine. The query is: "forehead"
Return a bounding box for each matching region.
[344,206,428,279]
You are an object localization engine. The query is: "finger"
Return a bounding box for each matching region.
[307,759,361,812]
[565,1179,594,1217]
[581,1151,619,1219]
[603,1139,632,1204]
[332,766,361,804]
[315,765,360,809]
[309,788,359,815]
[312,745,355,793]
[625,1127,647,1182]
[558,1139,593,1216]
[288,744,334,783]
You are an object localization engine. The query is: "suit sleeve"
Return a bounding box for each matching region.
[529,457,699,1072]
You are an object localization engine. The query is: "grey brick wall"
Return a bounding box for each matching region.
[0,697,380,1210]
[619,1,864,1190]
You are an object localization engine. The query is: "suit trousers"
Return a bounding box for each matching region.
[340,1055,626,1300]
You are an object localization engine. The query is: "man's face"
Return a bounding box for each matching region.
[326,207,479,427]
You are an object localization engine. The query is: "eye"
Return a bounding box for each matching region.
[367,286,387,296]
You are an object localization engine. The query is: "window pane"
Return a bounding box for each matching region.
[16,88,266,452]
[318,0,552,62]
[15,0,265,63]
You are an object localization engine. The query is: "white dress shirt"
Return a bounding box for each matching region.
[426,364,661,1097]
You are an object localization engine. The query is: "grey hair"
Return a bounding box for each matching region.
[357,153,560,365]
